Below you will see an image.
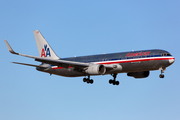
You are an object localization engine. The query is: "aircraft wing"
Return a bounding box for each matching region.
[4,40,114,69]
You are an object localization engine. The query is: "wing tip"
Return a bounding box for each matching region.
[4,39,18,55]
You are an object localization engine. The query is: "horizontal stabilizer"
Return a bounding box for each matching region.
[12,62,48,68]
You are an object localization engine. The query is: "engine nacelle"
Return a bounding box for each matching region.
[85,64,106,75]
[127,71,150,78]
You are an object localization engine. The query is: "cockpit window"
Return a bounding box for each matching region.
[161,53,171,56]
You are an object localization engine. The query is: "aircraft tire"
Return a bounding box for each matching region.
[109,79,113,84]
[159,74,165,78]
[87,79,90,84]
[116,81,119,85]
[90,79,93,84]
[113,81,116,85]
[83,78,87,82]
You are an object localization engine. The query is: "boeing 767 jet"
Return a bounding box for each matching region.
[4,30,175,85]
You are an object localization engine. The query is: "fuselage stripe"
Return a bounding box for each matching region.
[52,56,174,70]
[96,57,174,64]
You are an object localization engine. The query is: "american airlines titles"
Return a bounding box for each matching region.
[125,51,150,57]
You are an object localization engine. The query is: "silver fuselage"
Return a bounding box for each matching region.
[37,49,175,77]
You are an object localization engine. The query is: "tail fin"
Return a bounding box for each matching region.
[33,30,60,59]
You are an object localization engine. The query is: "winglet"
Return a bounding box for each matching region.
[4,39,19,55]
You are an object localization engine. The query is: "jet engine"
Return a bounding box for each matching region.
[85,64,106,75]
[127,71,150,78]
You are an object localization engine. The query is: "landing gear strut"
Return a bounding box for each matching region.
[83,75,93,84]
[109,73,119,85]
[159,68,165,78]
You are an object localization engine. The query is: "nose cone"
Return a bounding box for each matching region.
[169,58,175,64]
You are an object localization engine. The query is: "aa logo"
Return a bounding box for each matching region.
[41,44,51,57]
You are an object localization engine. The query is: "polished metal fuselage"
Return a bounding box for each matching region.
[37,49,175,77]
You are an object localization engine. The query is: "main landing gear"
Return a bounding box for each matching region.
[109,73,119,85]
[83,75,93,84]
[159,68,165,78]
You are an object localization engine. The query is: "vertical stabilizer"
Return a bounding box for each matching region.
[33,30,60,59]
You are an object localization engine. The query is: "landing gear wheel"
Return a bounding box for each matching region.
[83,78,87,82]
[116,81,119,85]
[83,75,93,84]
[109,74,119,86]
[90,79,93,84]
[159,74,165,78]
[159,67,165,78]
[109,79,113,84]
[113,81,116,85]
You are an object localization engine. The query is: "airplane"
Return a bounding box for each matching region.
[4,30,175,85]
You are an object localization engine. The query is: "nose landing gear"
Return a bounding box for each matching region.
[159,68,165,78]
[109,73,119,85]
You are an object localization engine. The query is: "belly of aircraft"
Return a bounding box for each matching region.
[118,59,170,73]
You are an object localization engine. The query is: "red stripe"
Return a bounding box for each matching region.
[52,57,174,69]
[98,57,174,64]
[52,66,72,70]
